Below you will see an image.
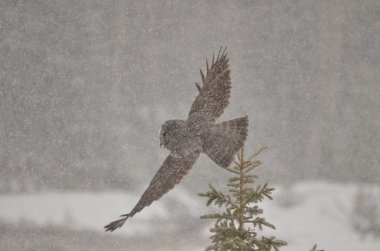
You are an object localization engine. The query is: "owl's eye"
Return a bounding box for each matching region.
[162,132,167,137]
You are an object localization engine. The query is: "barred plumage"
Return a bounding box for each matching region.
[104,48,249,232]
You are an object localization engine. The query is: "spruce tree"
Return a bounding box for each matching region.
[310,244,324,251]
[198,147,287,251]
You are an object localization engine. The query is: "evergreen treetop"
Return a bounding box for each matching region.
[198,147,287,251]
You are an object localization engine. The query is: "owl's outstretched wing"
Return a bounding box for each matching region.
[187,48,231,129]
[104,150,201,232]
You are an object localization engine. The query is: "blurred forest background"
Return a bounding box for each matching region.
[1,1,380,250]
[0,0,379,193]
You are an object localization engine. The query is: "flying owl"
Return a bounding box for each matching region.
[104,48,248,232]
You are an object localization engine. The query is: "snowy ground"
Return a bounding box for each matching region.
[0,181,379,251]
[262,182,380,251]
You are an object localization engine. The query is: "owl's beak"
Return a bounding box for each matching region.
[160,143,164,148]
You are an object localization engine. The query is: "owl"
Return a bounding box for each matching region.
[104,48,248,232]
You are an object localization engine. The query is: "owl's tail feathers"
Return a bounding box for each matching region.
[203,116,248,168]
[104,214,130,232]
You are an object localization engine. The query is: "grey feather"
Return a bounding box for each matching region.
[104,49,248,232]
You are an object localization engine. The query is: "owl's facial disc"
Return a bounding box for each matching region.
[159,126,168,149]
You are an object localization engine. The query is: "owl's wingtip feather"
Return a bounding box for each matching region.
[104,214,129,232]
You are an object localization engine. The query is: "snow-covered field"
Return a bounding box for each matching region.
[263,182,380,251]
[0,181,379,251]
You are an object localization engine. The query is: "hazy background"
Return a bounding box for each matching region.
[0,0,379,250]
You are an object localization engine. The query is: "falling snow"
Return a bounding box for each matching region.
[0,0,379,250]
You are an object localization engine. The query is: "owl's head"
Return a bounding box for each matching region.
[159,120,186,149]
